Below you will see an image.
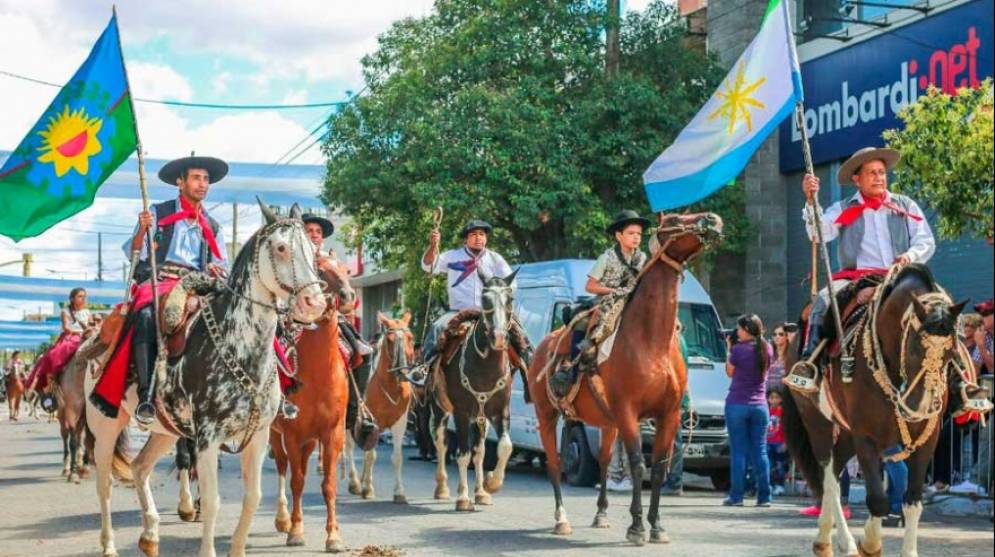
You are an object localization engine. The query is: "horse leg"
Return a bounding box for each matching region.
[62,422,71,477]
[195,443,221,557]
[361,441,377,499]
[227,429,269,557]
[432,408,451,500]
[391,413,409,504]
[472,420,491,506]
[133,432,176,557]
[900,455,928,557]
[648,412,680,544]
[288,438,317,546]
[453,414,474,512]
[620,419,646,545]
[535,407,570,535]
[855,440,887,557]
[483,413,513,495]
[322,422,346,553]
[593,427,617,529]
[177,438,197,522]
[344,434,362,495]
[89,410,126,557]
[270,430,291,533]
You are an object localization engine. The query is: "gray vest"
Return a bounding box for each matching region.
[837,192,914,270]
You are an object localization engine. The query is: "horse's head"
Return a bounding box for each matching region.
[319,257,357,312]
[253,201,327,322]
[652,212,723,269]
[376,311,415,376]
[909,294,968,338]
[477,267,518,351]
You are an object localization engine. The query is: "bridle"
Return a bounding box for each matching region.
[374,326,413,377]
[478,285,513,353]
[640,218,721,280]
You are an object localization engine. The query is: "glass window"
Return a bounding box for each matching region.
[514,290,555,347]
[677,302,726,362]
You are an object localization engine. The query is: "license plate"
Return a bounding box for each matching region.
[684,443,706,458]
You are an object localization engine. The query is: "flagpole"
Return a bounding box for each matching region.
[794,103,845,346]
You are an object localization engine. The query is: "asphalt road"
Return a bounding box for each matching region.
[0,408,991,557]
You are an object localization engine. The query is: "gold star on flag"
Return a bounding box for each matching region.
[707,61,767,134]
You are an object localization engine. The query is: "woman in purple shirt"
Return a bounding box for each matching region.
[723,314,774,507]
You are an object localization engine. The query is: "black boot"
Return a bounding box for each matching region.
[339,318,373,357]
[548,363,577,399]
[133,341,157,426]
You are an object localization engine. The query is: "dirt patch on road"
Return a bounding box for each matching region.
[352,545,404,557]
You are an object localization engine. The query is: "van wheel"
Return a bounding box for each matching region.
[561,424,599,487]
[710,468,730,491]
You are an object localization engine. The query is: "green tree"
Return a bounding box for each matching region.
[883,80,994,241]
[322,0,745,330]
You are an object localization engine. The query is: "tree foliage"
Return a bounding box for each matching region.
[883,80,994,241]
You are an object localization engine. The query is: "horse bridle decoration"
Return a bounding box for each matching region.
[478,285,513,354]
[641,217,722,279]
[375,326,412,377]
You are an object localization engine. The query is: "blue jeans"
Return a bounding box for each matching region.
[726,403,771,504]
[885,460,908,514]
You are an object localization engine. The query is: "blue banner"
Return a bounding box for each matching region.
[779,0,994,172]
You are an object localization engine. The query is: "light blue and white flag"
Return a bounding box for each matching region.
[642,0,803,211]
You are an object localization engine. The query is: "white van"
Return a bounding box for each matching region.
[503,259,732,489]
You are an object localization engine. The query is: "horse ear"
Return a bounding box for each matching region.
[289,203,303,220]
[402,310,412,325]
[257,196,277,225]
[476,266,491,284]
[950,298,970,320]
[377,312,390,327]
[911,296,929,321]
[503,267,520,285]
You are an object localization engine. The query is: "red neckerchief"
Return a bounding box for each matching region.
[155,196,222,260]
[835,192,923,227]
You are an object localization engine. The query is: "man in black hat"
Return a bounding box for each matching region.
[120,154,230,425]
[549,210,650,397]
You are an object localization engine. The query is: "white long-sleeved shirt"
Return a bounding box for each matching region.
[802,191,935,268]
[422,247,513,311]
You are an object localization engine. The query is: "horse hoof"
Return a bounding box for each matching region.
[393,494,408,505]
[434,487,450,500]
[274,515,291,533]
[475,492,492,506]
[61,468,68,477]
[70,473,81,485]
[361,488,375,500]
[591,513,610,529]
[857,541,881,557]
[553,521,573,536]
[483,472,503,494]
[138,537,159,557]
[348,482,362,495]
[455,498,474,512]
[325,539,345,553]
[649,528,670,544]
[287,533,306,547]
[626,527,646,546]
[812,542,834,557]
[79,468,91,479]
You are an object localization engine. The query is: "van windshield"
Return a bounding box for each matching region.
[678,302,726,362]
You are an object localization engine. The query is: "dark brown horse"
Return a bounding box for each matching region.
[527,212,722,545]
[5,368,24,420]
[344,311,415,503]
[782,264,968,557]
[429,270,520,512]
[270,258,355,552]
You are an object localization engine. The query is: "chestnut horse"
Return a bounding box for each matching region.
[782,264,970,557]
[527,212,722,545]
[6,369,24,420]
[270,259,355,552]
[344,311,415,503]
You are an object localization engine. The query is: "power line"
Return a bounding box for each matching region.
[0,69,351,110]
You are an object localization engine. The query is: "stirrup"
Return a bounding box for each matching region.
[281,399,299,420]
[408,363,429,387]
[134,401,156,426]
[784,361,820,394]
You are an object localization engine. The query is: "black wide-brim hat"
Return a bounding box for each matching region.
[302,214,334,238]
[461,219,493,237]
[158,154,229,185]
[606,210,651,235]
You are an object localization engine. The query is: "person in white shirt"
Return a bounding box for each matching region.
[415,219,530,378]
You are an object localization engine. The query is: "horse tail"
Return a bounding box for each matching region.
[781,389,824,500]
[83,420,133,483]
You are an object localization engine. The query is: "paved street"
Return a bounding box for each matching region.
[0,409,991,557]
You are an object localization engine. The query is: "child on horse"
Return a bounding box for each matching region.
[783,146,991,415]
[27,287,95,399]
[549,210,650,398]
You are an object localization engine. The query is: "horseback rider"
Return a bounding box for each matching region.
[783,147,991,413]
[548,210,650,397]
[301,213,373,362]
[411,219,531,384]
[121,154,229,425]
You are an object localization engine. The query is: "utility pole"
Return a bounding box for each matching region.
[22,253,32,277]
[606,0,621,78]
[97,232,103,281]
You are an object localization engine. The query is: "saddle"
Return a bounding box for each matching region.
[823,274,886,359]
[542,326,612,419]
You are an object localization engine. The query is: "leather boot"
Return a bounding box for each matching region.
[548,362,577,399]
[133,340,156,426]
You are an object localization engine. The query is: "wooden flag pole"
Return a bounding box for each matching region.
[795,102,844,343]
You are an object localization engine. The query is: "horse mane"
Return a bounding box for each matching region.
[880,263,938,300]
[226,229,261,294]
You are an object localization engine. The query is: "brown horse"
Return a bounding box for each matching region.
[344,311,415,502]
[56,335,99,482]
[6,369,24,420]
[782,264,969,557]
[527,212,722,545]
[270,259,355,552]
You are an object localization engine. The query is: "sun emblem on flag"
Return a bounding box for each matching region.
[707,61,767,134]
[36,105,104,177]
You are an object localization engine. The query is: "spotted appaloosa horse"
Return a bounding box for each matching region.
[344,311,415,503]
[270,257,355,552]
[528,213,722,545]
[84,201,327,557]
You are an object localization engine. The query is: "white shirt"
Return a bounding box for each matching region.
[803,191,935,268]
[422,247,514,311]
[62,308,91,334]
